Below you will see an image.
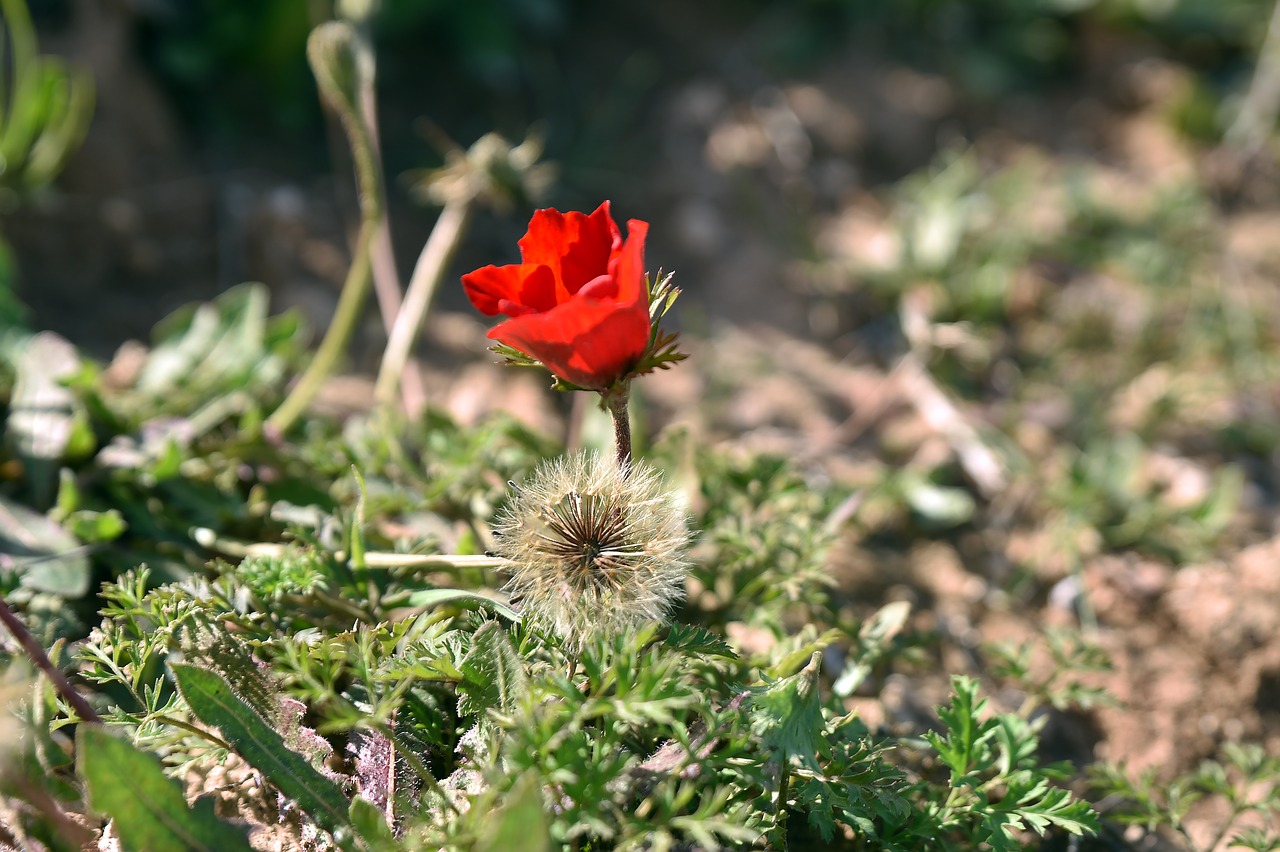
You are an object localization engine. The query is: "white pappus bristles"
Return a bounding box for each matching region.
[492,450,691,653]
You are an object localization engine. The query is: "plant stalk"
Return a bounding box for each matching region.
[606,387,633,469]
[774,763,791,851]
[0,594,100,724]
[345,13,430,414]
[268,21,383,436]
[1227,0,1280,153]
[266,226,374,434]
[374,197,475,415]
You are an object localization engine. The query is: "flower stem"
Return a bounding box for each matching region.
[268,22,383,436]
[774,764,791,851]
[0,594,100,724]
[266,227,374,435]
[605,388,632,468]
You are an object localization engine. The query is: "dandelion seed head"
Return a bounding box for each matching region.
[492,450,691,652]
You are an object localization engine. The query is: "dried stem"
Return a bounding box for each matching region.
[190,527,509,570]
[1227,0,1280,154]
[349,21,428,413]
[374,197,475,414]
[0,594,100,724]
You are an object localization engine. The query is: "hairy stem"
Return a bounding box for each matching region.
[0,594,100,724]
[190,527,509,571]
[606,388,633,469]
[1204,801,1249,852]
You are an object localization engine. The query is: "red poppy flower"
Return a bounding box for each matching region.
[461,201,651,390]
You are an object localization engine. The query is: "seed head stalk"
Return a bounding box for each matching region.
[605,386,633,469]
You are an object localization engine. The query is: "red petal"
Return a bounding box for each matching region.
[497,299,537,317]
[518,202,620,300]
[488,296,651,389]
[467,207,652,388]
[461,263,557,316]
[576,273,616,300]
[612,218,649,312]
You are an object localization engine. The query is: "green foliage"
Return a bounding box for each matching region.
[126,283,304,421]
[0,271,1102,846]
[0,0,94,335]
[1092,744,1280,849]
[988,626,1116,712]
[455,620,526,719]
[913,676,1099,849]
[38,487,1099,850]
[683,448,839,630]
[741,0,1270,103]
[173,663,360,840]
[1051,433,1242,563]
[78,726,253,852]
[0,0,94,194]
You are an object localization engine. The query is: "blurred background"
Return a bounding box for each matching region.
[6,1,1280,846]
[6,0,1276,352]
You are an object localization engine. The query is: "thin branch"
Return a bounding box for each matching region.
[1227,0,1280,154]
[150,714,235,753]
[0,594,100,724]
[374,198,475,416]
[190,527,509,571]
[266,226,374,434]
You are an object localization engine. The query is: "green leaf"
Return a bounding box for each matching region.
[171,663,353,834]
[134,284,300,417]
[457,621,528,718]
[476,772,551,852]
[989,776,1099,840]
[406,588,519,621]
[993,713,1040,776]
[348,796,397,851]
[902,479,976,527]
[0,495,91,596]
[927,675,998,781]
[750,652,826,769]
[1231,828,1280,852]
[65,508,126,543]
[664,623,738,659]
[766,627,843,679]
[833,600,911,697]
[78,727,253,852]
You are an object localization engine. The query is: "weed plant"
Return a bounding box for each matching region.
[3,1,1280,850]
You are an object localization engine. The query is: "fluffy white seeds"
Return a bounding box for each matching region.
[492,451,691,653]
